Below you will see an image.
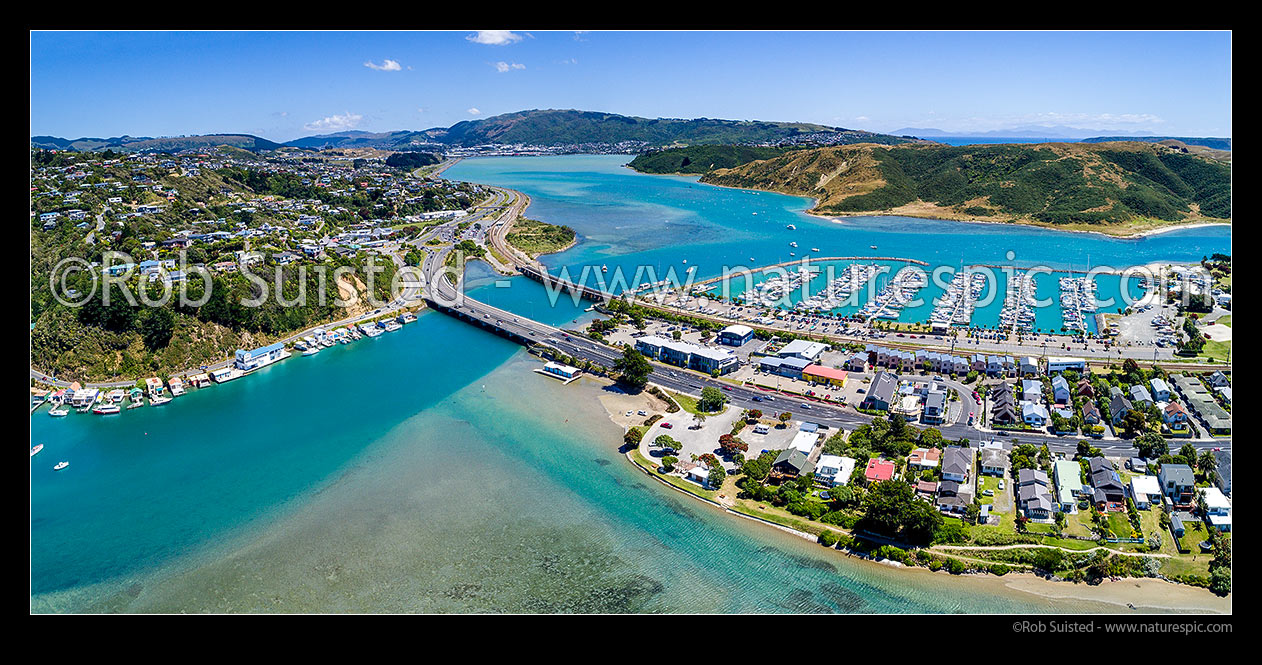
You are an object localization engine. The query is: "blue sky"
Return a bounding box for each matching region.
[30,31,1232,141]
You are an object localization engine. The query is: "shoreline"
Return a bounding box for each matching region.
[597,382,1229,613]
[814,209,1231,240]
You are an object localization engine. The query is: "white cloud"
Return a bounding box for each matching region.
[556,57,578,65]
[467,107,481,115]
[466,31,522,46]
[573,31,589,41]
[493,61,526,73]
[364,59,402,71]
[303,111,363,132]
[854,116,870,123]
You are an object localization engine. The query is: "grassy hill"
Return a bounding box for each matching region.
[700,141,1231,234]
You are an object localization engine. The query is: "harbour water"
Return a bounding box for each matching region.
[31,155,1230,613]
[445,156,1229,334]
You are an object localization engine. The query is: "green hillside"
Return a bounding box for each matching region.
[701,141,1231,234]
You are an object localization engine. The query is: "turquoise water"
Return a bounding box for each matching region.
[30,155,1229,613]
[445,155,1228,333]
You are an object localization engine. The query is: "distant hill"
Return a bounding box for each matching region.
[428,109,867,147]
[628,146,805,174]
[1082,136,1232,151]
[892,126,1159,139]
[31,133,282,153]
[700,141,1230,234]
[279,110,916,150]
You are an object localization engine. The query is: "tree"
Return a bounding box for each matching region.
[652,434,679,452]
[778,411,792,425]
[613,348,652,389]
[699,386,726,412]
[660,456,678,471]
[1134,432,1169,459]
[138,307,175,351]
[693,412,707,429]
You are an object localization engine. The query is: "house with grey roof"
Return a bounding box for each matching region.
[941,446,974,483]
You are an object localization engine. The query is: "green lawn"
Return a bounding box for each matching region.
[667,390,727,416]
[1199,339,1232,363]
[1216,315,1231,328]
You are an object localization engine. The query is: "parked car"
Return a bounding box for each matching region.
[660,423,673,429]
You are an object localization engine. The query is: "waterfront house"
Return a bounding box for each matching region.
[1017,468,1054,520]
[1129,475,1161,510]
[771,449,815,482]
[1053,460,1083,512]
[815,455,856,487]
[1199,487,1231,531]
[1158,463,1196,508]
[1089,457,1126,512]
[936,479,971,514]
[234,341,287,372]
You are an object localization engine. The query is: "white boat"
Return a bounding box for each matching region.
[811,248,820,252]
[127,400,144,410]
[789,241,797,247]
[149,396,172,406]
[870,245,877,249]
[786,224,796,230]
[31,444,44,457]
[303,347,320,356]
[54,461,69,471]
[93,404,121,415]
[49,408,69,417]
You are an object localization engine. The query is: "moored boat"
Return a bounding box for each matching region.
[149,396,172,406]
[31,444,44,457]
[54,461,69,471]
[49,407,69,417]
[93,404,121,415]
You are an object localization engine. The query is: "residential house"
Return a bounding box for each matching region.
[978,442,1010,477]
[1089,457,1126,512]
[1017,468,1054,520]
[1052,460,1083,512]
[1158,463,1196,509]
[1199,487,1231,532]
[941,446,973,483]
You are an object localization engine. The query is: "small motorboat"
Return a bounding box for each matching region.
[93,404,121,415]
[31,444,44,457]
[303,347,320,356]
[786,224,796,230]
[49,407,69,417]
[54,461,69,471]
[870,245,877,249]
[149,396,172,406]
